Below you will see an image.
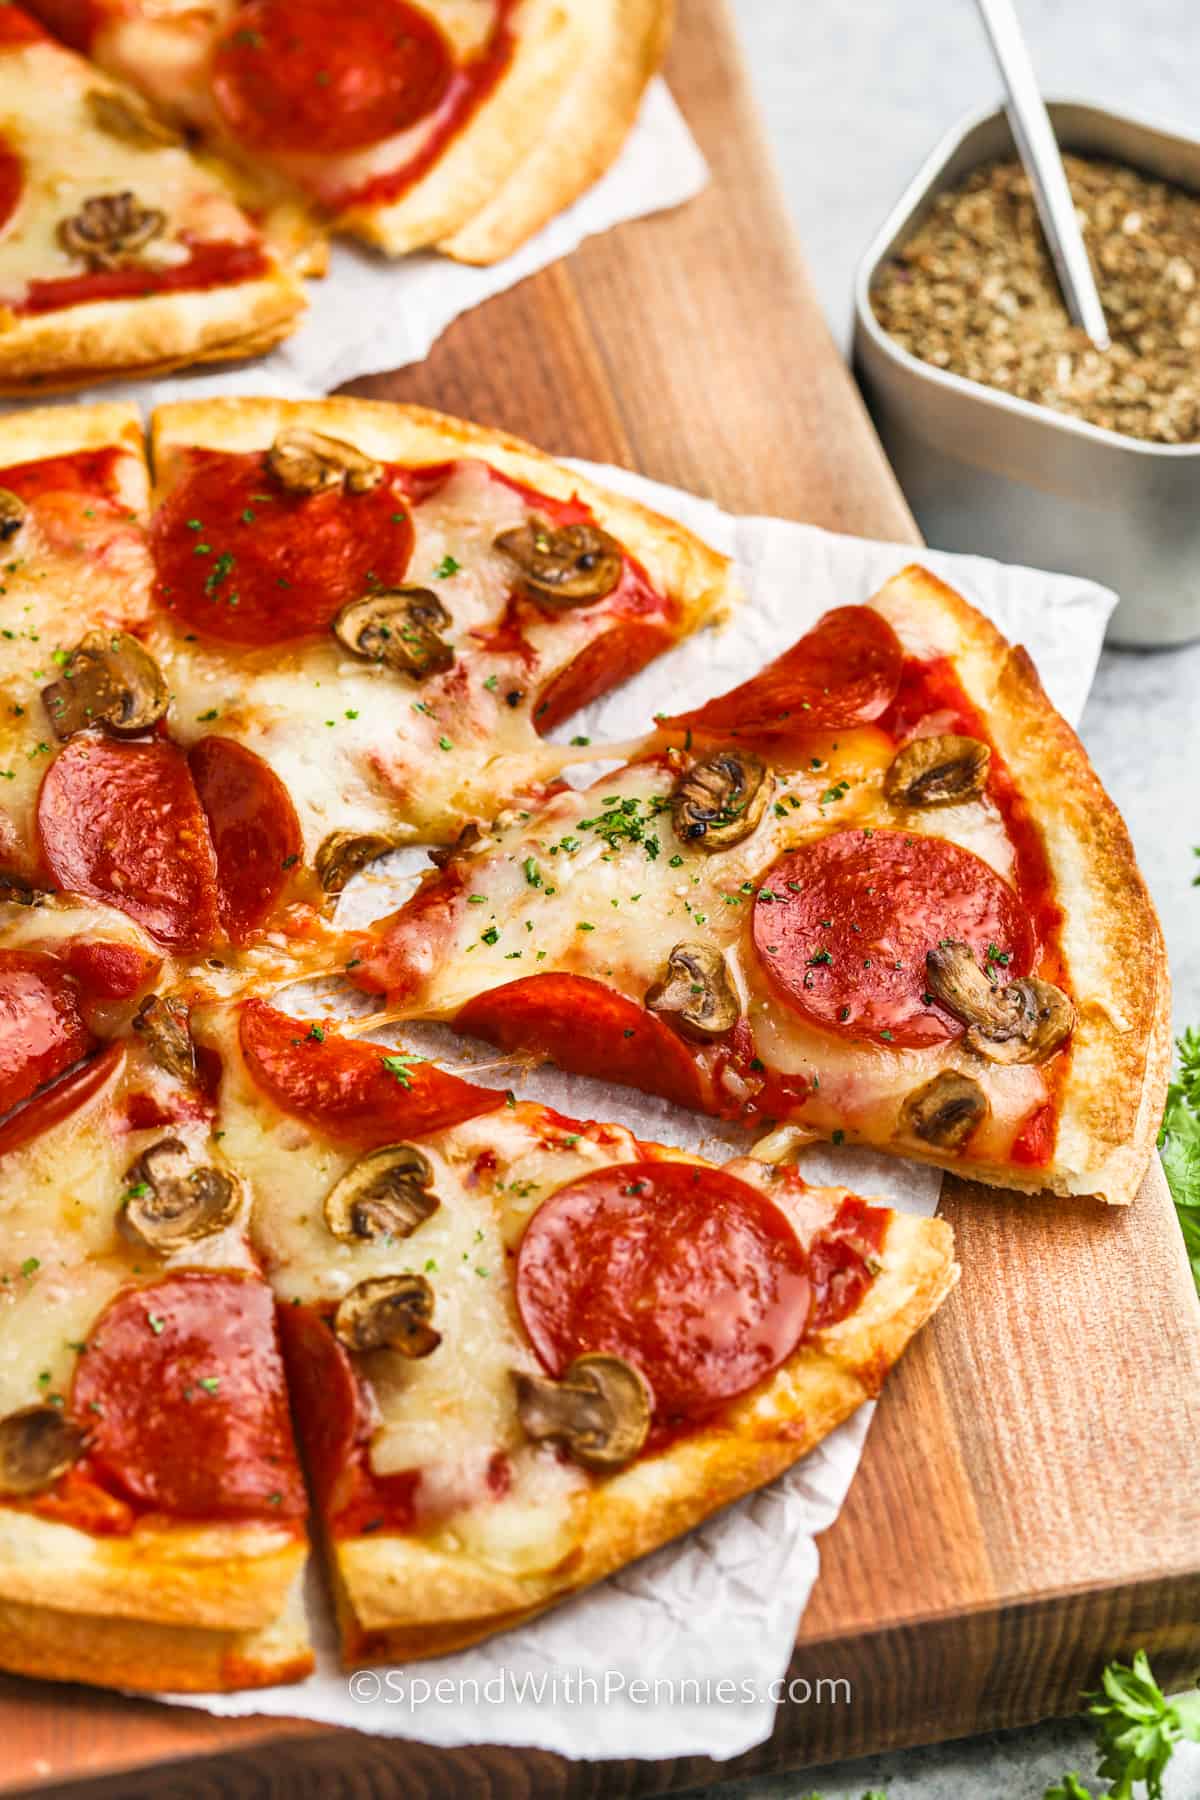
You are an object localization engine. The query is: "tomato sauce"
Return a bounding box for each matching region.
[16,239,270,318]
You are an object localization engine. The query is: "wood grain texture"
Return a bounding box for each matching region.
[2,0,1198,1794]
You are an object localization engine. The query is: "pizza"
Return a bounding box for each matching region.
[0,398,729,982]
[0,393,1164,1694]
[25,0,674,263]
[0,7,307,393]
[353,568,1169,1206]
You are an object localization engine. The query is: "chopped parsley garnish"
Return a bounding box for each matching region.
[380,1053,426,1089]
[433,555,461,579]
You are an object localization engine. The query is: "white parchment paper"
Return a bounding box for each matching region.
[159,468,1116,1761]
[27,81,705,411]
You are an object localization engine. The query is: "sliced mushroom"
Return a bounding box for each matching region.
[885,734,991,808]
[428,820,486,870]
[513,1354,651,1471]
[314,830,396,895]
[900,1070,989,1149]
[0,871,44,906]
[331,588,453,679]
[120,1136,241,1253]
[334,1274,440,1358]
[86,88,180,148]
[925,941,1076,1065]
[645,941,739,1039]
[494,517,622,608]
[0,488,24,541]
[41,631,168,740]
[131,993,195,1082]
[58,192,165,269]
[0,1406,86,1497]
[266,427,382,497]
[671,749,773,851]
[325,1145,440,1244]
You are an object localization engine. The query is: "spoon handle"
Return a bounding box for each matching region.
[975,0,1111,350]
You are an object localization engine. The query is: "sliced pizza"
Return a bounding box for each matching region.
[353,568,1169,1206]
[198,997,955,1665]
[27,0,672,262]
[146,396,733,863]
[0,8,306,392]
[0,405,344,980]
[0,1007,313,1692]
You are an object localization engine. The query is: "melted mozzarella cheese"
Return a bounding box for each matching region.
[0,1043,250,1419]
[383,741,1051,1155]
[152,459,627,851]
[200,1005,679,1546]
[0,469,153,875]
[0,44,259,307]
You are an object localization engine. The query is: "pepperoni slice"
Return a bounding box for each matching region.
[72,1272,307,1521]
[63,939,160,1001]
[0,949,92,1116]
[752,828,1034,1048]
[37,736,221,952]
[455,974,709,1113]
[152,448,415,646]
[0,445,125,505]
[0,7,48,48]
[188,736,302,944]
[212,0,452,155]
[665,606,904,740]
[0,1042,122,1158]
[238,999,504,1146]
[0,133,21,235]
[516,1161,812,1422]
[535,618,675,738]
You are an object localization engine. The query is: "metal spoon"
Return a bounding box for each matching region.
[974,0,1111,349]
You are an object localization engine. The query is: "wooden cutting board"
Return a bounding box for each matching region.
[4,2,1199,1793]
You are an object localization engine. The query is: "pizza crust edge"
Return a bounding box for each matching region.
[326,1210,957,1665]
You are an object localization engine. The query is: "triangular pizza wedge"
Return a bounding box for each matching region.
[0,993,313,1692]
[26,0,672,262]
[199,997,955,1666]
[0,404,349,986]
[146,396,733,859]
[0,8,306,393]
[353,568,1169,1205]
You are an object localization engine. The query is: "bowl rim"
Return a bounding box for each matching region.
[853,96,1200,462]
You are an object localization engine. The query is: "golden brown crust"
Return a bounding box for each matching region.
[0,1574,313,1693]
[328,1210,957,1664]
[0,273,304,394]
[335,0,584,255]
[872,565,1169,1205]
[150,395,737,632]
[440,0,674,265]
[0,1506,307,1631]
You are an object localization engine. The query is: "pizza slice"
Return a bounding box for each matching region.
[0,998,313,1692]
[199,997,955,1665]
[27,0,672,262]
[0,405,345,977]
[353,568,1169,1205]
[0,8,306,393]
[146,396,733,868]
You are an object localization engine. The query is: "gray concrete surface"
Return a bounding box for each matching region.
[694,3,1200,1795]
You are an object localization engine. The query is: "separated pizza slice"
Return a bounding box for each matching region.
[200,997,955,1665]
[0,8,307,392]
[147,397,733,870]
[0,405,350,981]
[27,0,671,261]
[0,1005,313,1692]
[353,567,1169,1205]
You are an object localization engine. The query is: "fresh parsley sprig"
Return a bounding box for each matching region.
[1045,1652,1200,1799]
[1158,1027,1200,1297]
